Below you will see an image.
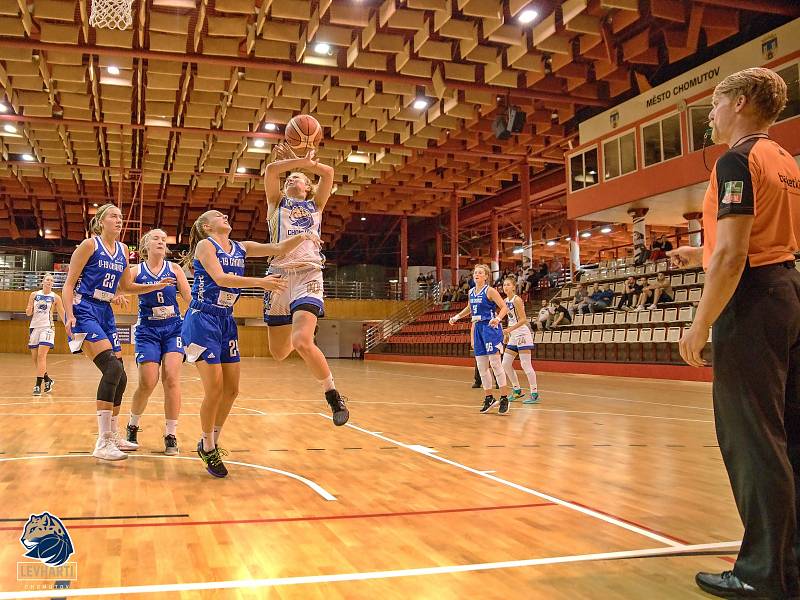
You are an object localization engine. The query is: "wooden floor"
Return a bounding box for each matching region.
[0,353,740,599]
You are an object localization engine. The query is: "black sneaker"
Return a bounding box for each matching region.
[498,396,510,414]
[44,378,54,393]
[480,395,497,413]
[325,389,350,426]
[126,423,140,445]
[196,441,228,478]
[164,434,178,456]
[471,381,481,388]
[32,385,41,396]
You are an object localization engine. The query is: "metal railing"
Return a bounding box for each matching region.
[364,281,441,353]
[0,270,400,300]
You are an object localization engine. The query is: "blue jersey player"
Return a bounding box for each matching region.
[62,204,176,462]
[180,209,314,478]
[448,264,511,414]
[120,229,192,456]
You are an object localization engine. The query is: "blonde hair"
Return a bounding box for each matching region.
[473,264,491,279]
[180,212,214,272]
[503,274,517,284]
[139,228,169,261]
[283,171,316,200]
[89,203,119,236]
[714,67,788,126]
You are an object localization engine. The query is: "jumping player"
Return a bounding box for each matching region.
[123,229,192,455]
[25,273,66,395]
[180,209,315,477]
[62,204,176,461]
[263,144,349,426]
[448,264,511,414]
[501,275,540,404]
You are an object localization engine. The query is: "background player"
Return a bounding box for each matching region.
[501,275,540,404]
[448,264,511,414]
[180,210,315,477]
[62,203,176,461]
[123,229,191,455]
[263,144,349,426]
[25,273,66,396]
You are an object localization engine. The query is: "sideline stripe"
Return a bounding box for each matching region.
[0,541,742,599]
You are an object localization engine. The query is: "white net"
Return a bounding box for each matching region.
[89,0,133,30]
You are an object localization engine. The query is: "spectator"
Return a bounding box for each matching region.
[617,276,642,311]
[569,283,590,318]
[535,299,552,330]
[636,271,673,310]
[587,283,614,312]
[550,299,571,327]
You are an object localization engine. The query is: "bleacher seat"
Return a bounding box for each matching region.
[664,307,678,322]
[678,306,694,322]
[534,331,543,344]
[684,272,697,284]
[613,329,627,342]
[569,330,580,343]
[613,312,626,324]
[674,289,688,302]
[625,311,638,324]
[580,330,591,343]
[602,329,614,343]
[667,327,682,343]
[591,329,602,343]
[543,331,553,343]
[552,331,562,343]
[652,327,667,343]
[625,328,639,343]
[640,328,653,342]
[670,274,683,286]
[573,314,584,326]
[688,288,702,302]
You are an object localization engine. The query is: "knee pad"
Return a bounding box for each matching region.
[93,350,124,403]
[114,359,127,407]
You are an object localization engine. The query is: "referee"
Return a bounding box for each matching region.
[669,67,800,599]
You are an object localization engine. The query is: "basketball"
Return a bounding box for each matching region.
[285,114,323,153]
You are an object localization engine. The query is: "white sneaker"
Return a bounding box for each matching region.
[634,305,644,311]
[92,433,128,461]
[648,304,658,310]
[111,430,138,451]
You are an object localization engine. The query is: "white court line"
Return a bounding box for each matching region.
[319,413,683,547]
[236,405,268,415]
[0,412,319,417]
[0,454,336,500]
[0,540,741,599]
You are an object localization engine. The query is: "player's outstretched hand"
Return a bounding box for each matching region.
[301,231,322,247]
[273,142,297,161]
[64,315,76,337]
[154,277,177,290]
[112,294,130,308]
[259,275,287,293]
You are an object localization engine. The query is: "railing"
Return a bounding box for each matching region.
[364,281,441,353]
[0,270,401,300]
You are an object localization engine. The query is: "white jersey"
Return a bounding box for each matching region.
[29,290,56,329]
[505,295,527,329]
[268,196,323,271]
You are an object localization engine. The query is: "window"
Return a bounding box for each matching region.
[777,63,800,122]
[569,147,598,191]
[689,105,712,152]
[603,131,636,180]
[642,113,682,167]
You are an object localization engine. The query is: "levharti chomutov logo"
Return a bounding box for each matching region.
[16,512,77,585]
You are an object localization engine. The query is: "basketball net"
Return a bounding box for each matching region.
[89,0,133,30]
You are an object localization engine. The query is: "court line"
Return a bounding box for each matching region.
[318,413,683,547]
[0,454,336,501]
[0,412,319,416]
[0,540,741,599]
[0,502,556,533]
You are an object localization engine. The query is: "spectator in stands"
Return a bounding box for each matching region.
[636,271,673,310]
[550,299,571,327]
[569,283,590,317]
[587,283,614,312]
[416,273,426,298]
[617,276,642,311]
[535,299,552,331]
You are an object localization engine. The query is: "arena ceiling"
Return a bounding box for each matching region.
[0,0,796,262]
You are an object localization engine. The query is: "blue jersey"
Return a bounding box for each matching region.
[191,238,246,315]
[75,237,128,303]
[136,260,180,324]
[469,285,496,322]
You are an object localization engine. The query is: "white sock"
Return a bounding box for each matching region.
[502,352,520,389]
[519,351,538,393]
[165,419,177,436]
[97,410,112,436]
[213,426,221,444]
[201,431,214,452]
[111,415,118,431]
[487,353,507,388]
[475,355,493,391]
[129,413,141,427]
[317,374,335,392]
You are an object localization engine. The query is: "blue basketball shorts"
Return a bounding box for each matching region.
[473,320,503,356]
[69,299,120,353]
[135,319,185,364]
[181,307,240,364]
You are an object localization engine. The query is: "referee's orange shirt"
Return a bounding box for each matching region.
[703,136,800,270]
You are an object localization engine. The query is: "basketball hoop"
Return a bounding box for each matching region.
[89,0,133,30]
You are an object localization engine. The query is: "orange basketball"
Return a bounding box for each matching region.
[285,114,323,153]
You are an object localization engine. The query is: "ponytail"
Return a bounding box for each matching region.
[180,213,211,273]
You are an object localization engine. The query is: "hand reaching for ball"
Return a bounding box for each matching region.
[273,142,297,161]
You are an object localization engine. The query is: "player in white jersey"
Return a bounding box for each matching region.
[263,144,349,426]
[25,273,66,396]
[501,276,540,404]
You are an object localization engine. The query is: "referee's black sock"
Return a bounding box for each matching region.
[44,372,51,382]
[35,377,43,387]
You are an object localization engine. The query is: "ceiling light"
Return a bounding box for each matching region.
[588,170,597,175]
[581,231,591,238]
[600,226,612,234]
[512,247,524,254]
[565,236,572,241]
[44,229,52,234]
[360,216,366,221]
[93,203,98,207]
[21,153,33,161]
[346,151,370,164]
[314,42,331,55]
[236,166,247,173]
[546,240,556,246]
[107,66,120,76]
[413,98,428,110]
[518,9,538,24]
[389,279,398,283]
[263,122,277,131]
[253,139,265,148]
[3,124,16,133]
[0,103,7,113]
